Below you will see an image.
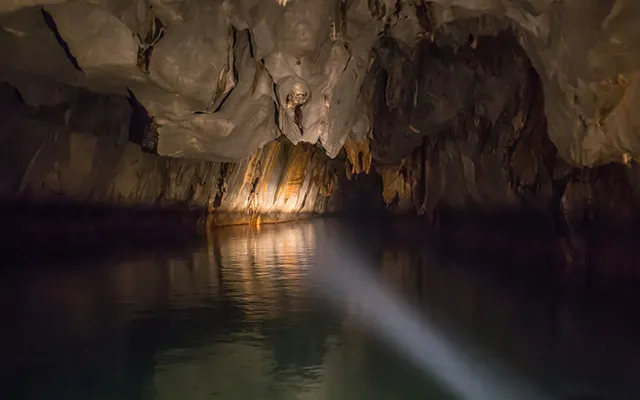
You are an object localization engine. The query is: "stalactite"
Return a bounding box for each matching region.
[344,135,373,175]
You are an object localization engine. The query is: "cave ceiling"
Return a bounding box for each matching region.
[1,0,639,166]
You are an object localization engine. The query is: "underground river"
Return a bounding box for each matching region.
[2,220,639,400]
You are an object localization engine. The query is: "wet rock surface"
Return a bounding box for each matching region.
[2,0,640,167]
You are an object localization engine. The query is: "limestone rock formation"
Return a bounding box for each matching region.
[4,0,640,230]
[2,0,640,168]
[0,83,340,225]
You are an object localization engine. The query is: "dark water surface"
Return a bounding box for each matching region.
[2,220,639,400]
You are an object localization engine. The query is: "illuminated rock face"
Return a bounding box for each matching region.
[207,140,339,225]
[0,84,340,225]
[3,0,640,167]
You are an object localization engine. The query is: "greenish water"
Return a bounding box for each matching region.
[2,220,639,399]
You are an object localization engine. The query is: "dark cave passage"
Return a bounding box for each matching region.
[3,2,640,400]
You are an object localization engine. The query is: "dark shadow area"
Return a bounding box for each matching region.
[425,214,640,300]
[40,9,83,72]
[127,89,158,153]
[0,200,203,265]
[332,170,388,216]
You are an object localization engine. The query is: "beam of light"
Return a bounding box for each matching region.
[312,222,556,400]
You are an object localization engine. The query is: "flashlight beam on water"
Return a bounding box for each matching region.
[314,223,555,400]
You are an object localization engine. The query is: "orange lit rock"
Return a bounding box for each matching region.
[344,136,372,175]
[209,141,339,226]
[380,161,414,212]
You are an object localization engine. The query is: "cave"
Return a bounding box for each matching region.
[2,1,640,399]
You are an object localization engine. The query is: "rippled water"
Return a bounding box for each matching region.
[2,220,639,399]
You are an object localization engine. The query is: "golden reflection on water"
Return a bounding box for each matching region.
[212,222,316,320]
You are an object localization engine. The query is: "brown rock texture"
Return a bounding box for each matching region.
[0,83,342,226]
[208,140,338,226]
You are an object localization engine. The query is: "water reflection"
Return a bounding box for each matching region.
[2,221,639,399]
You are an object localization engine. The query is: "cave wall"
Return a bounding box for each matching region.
[352,31,558,218]
[418,33,556,219]
[0,83,342,226]
[3,30,640,230]
[358,31,640,227]
[3,3,640,229]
